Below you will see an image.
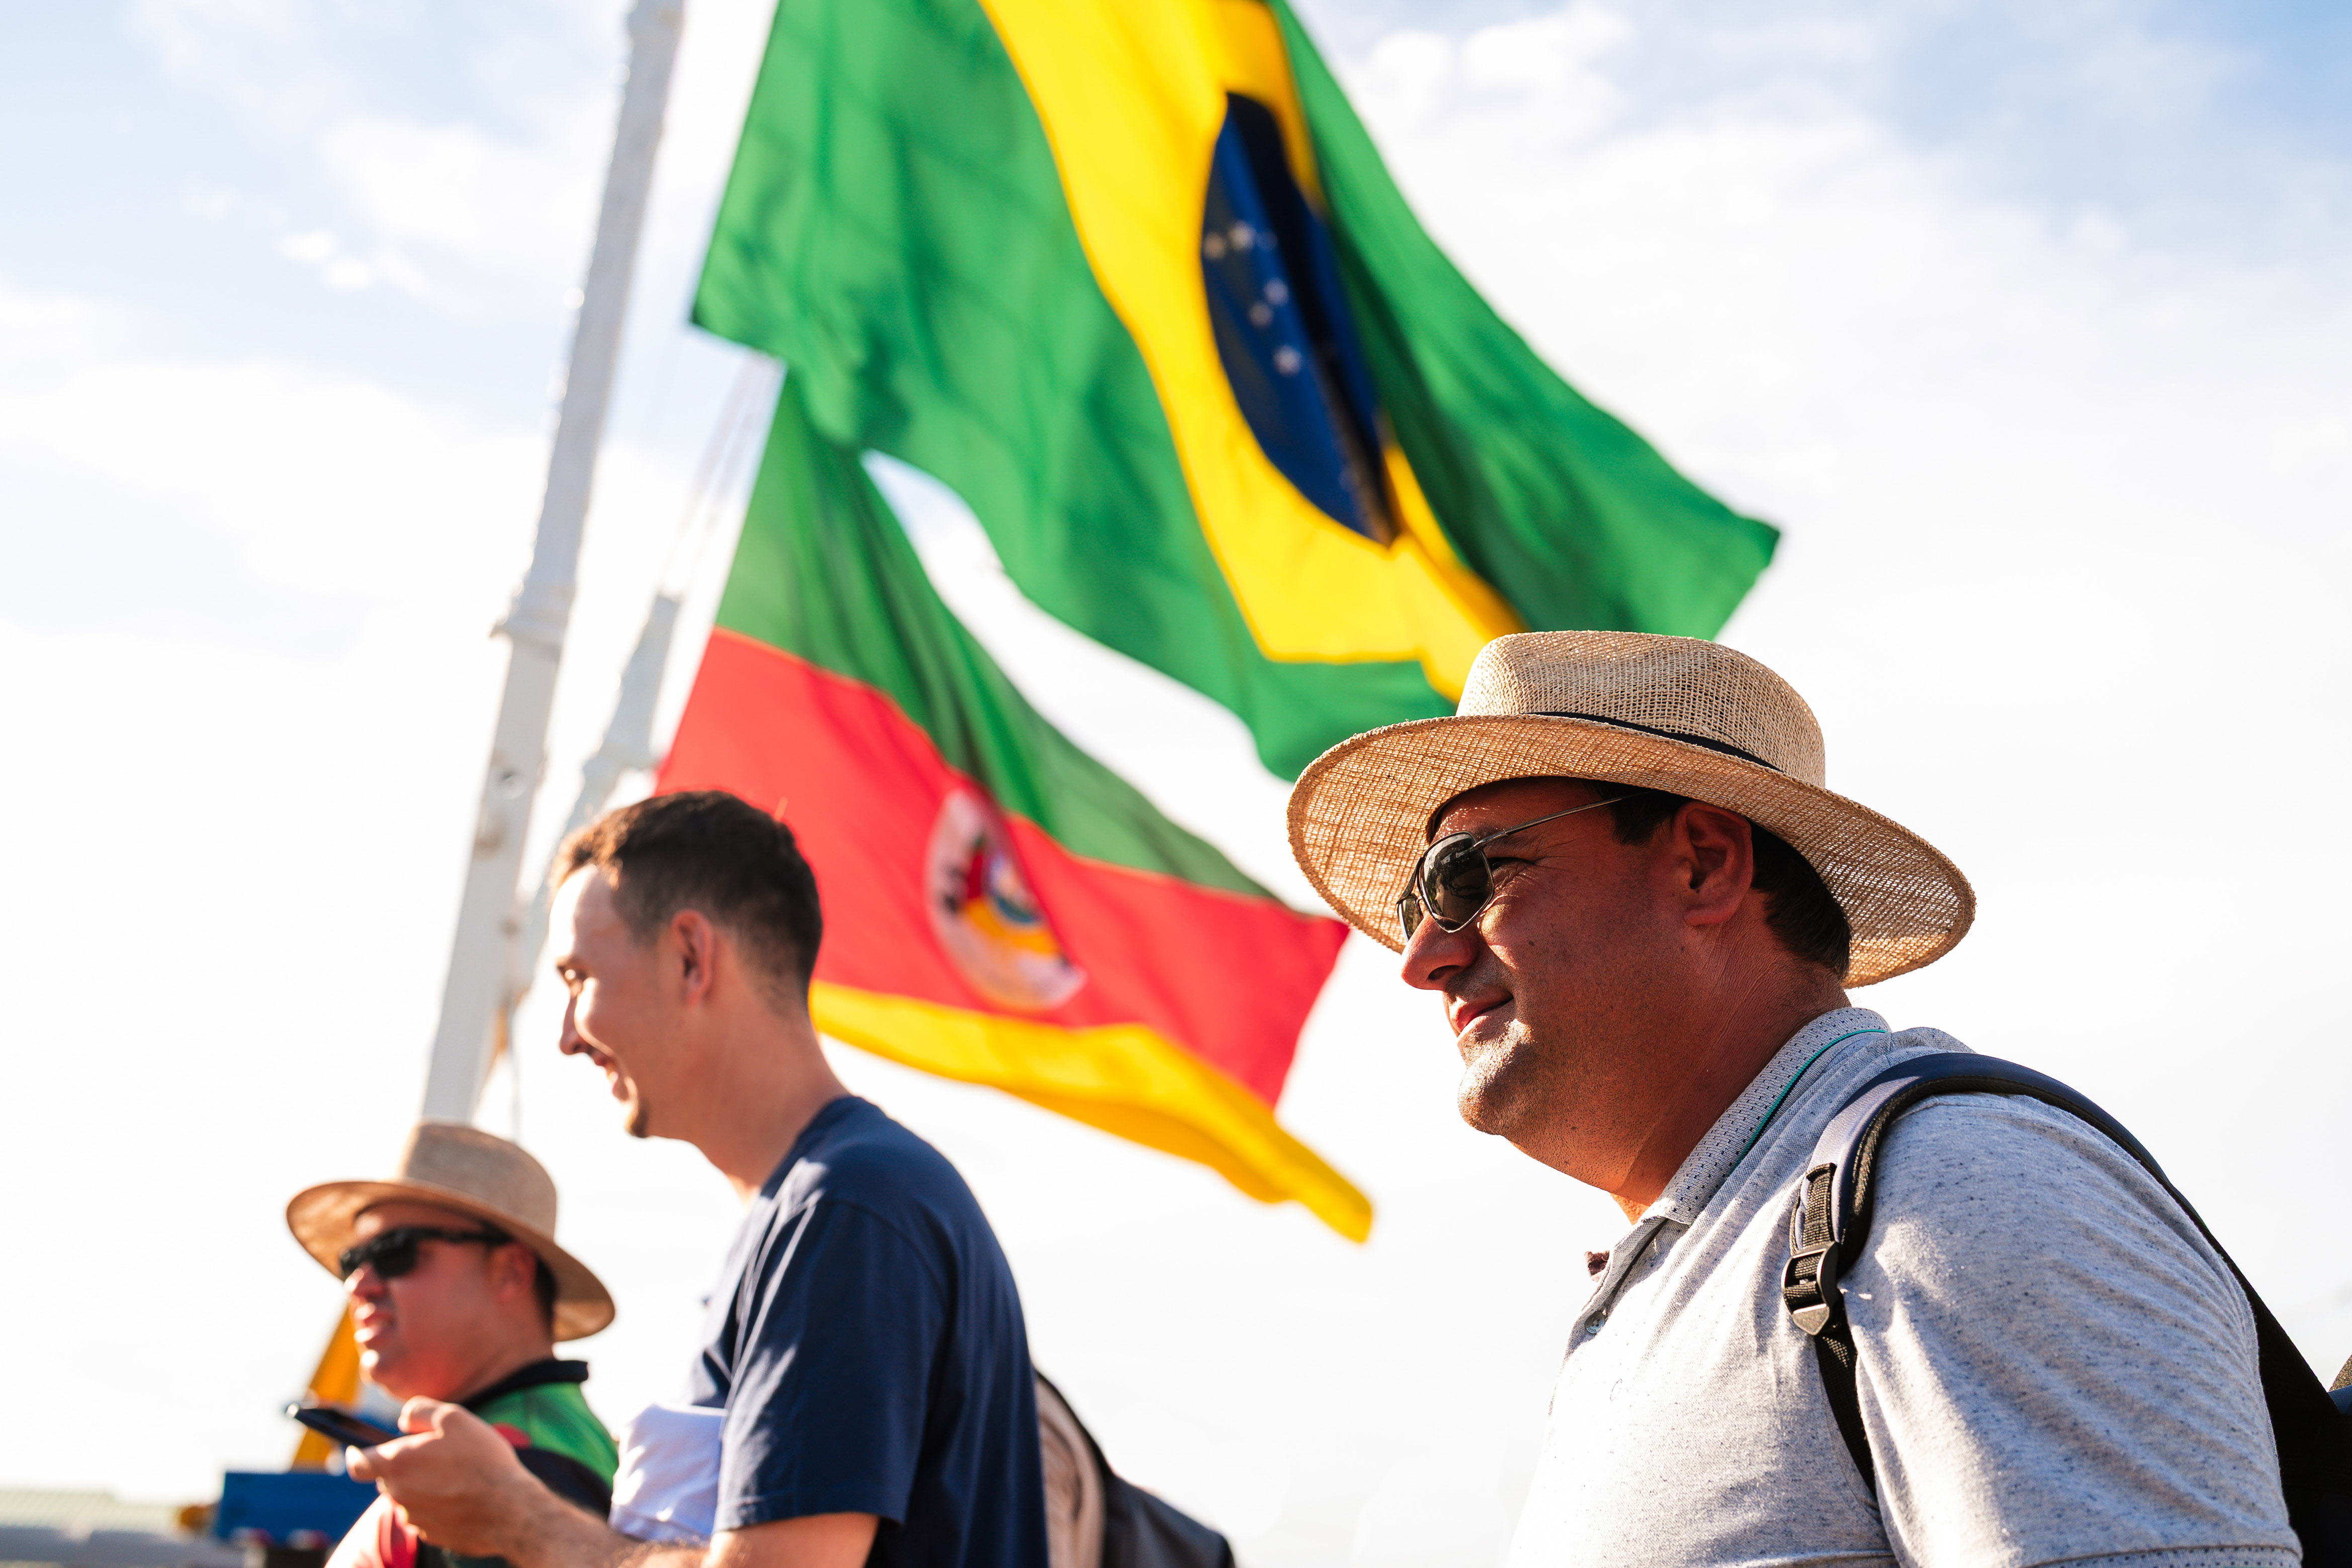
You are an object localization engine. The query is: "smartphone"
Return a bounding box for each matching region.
[287,1401,404,1449]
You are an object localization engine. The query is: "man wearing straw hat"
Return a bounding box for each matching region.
[288,1122,619,1568]
[1287,631,2295,1565]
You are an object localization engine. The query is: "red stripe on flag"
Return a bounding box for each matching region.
[657,629,1346,1106]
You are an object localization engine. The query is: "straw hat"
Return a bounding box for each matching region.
[287,1121,615,1341]
[1286,630,1974,986]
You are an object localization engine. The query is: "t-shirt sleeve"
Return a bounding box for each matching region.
[715,1194,947,1532]
[1844,1095,2299,1568]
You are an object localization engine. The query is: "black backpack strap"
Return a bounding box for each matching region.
[1779,1054,2143,1490]
[1781,1053,2352,1561]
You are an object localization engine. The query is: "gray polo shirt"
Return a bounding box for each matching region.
[1506,1007,2297,1568]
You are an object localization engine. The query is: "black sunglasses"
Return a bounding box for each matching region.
[1396,797,1627,943]
[338,1225,512,1282]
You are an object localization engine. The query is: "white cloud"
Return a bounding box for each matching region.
[127,0,624,303]
[0,281,129,362]
[1458,5,1630,120]
[275,227,336,264]
[125,0,347,135]
[267,228,436,297]
[316,114,603,289]
[319,254,376,290]
[2029,3,2247,127]
[0,272,695,646]
[0,325,533,606]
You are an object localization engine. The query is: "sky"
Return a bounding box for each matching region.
[2,2,2348,1564]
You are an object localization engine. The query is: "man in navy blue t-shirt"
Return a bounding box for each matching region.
[356,792,1048,1568]
[693,1096,1040,1562]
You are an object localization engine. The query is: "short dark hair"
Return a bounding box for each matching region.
[1602,786,1851,976]
[552,790,824,1003]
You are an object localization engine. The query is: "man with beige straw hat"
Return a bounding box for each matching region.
[287,1121,619,1568]
[1287,630,2300,1565]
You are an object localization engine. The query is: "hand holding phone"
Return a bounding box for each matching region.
[288,1401,405,1449]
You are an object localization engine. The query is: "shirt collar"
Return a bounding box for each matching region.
[1642,1006,1891,1227]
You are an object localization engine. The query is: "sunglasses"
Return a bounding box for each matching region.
[1396,797,1627,943]
[338,1225,512,1282]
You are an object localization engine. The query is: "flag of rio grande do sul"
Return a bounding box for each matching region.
[659,378,1365,1239]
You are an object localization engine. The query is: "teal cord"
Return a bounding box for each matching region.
[1732,1028,1889,1167]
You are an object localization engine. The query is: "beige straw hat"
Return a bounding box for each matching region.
[287,1121,615,1341]
[1287,630,1974,986]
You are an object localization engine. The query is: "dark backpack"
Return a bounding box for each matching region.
[1779,1053,2352,1563]
[1100,1478,1235,1568]
[1036,1375,1235,1568]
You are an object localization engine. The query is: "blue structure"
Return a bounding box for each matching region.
[213,1472,375,1548]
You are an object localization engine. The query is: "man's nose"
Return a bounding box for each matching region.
[1401,914,1478,991]
[347,1265,386,1302]
[556,995,584,1056]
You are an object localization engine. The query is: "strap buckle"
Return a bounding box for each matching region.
[1781,1241,1841,1336]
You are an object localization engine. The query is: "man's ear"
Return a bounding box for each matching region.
[489,1243,539,1306]
[1672,803,1757,929]
[670,909,719,1001]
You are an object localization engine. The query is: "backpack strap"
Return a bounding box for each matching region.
[1779,1053,2352,1563]
[1779,1054,2155,1490]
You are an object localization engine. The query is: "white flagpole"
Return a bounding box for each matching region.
[418,0,685,1122]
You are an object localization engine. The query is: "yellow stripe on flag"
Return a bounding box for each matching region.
[977,0,1519,698]
[289,1302,364,1469]
[812,980,1372,1241]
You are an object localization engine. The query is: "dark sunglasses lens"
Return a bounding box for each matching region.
[339,1232,422,1281]
[1424,840,1493,926]
[1396,887,1425,941]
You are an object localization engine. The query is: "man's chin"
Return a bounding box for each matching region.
[1456,1077,1510,1136]
[623,1096,652,1139]
[1455,1034,1536,1138]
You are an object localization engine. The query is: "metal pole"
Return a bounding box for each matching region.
[419,0,685,1122]
[501,590,683,1030]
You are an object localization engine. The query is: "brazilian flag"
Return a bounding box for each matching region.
[694,0,1778,779]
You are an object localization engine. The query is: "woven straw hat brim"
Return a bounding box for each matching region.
[1288,712,1974,987]
[286,1178,616,1343]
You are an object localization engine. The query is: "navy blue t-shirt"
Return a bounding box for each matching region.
[687,1097,1046,1568]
